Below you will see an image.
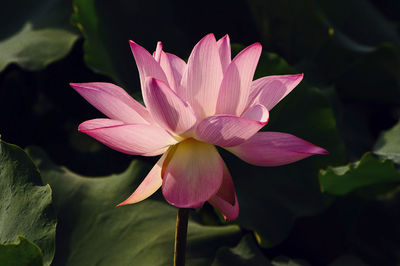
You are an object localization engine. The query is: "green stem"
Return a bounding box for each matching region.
[174,208,189,266]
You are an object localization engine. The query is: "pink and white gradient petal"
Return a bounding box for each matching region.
[153,42,181,92]
[166,52,186,91]
[226,132,328,166]
[117,153,167,206]
[78,119,177,156]
[216,43,262,116]
[247,74,303,111]
[179,33,224,118]
[195,104,269,147]
[208,162,239,221]
[129,41,169,105]
[162,139,224,208]
[144,77,197,135]
[70,82,152,124]
[217,34,231,73]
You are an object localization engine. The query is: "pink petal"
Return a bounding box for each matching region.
[226,132,328,166]
[162,139,224,208]
[78,119,177,156]
[208,162,239,221]
[160,53,179,93]
[195,104,269,147]
[117,153,166,206]
[70,82,152,124]
[129,41,169,106]
[166,52,186,90]
[153,42,180,92]
[153,41,163,62]
[179,33,224,118]
[217,34,231,73]
[144,77,197,134]
[247,74,304,111]
[216,43,262,116]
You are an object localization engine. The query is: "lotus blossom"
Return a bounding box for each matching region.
[71,33,327,221]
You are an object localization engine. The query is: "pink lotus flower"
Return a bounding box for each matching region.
[71,34,327,221]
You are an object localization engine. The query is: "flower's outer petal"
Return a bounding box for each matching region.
[208,162,239,221]
[247,74,303,111]
[166,52,186,89]
[78,118,177,156]
[195,104,269,147]
[179,33,223,118]
[117,153,167,207]
[70,82,152,124]
[216,43,262,116]
[162,139,224,208]
[217,34,231,73]
[144,77,197,134]
[226,132,328,166]
[129,41,169,106]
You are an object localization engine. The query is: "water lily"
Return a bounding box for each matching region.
[71,33,327,221]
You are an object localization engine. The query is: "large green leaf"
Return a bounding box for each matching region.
[28,147,241,266]
[374,120,400,164]
[225,49,346,247]
[0,0,79,72]
[0,236,43,266]
[319,153,400,196]
[0,140,56,266]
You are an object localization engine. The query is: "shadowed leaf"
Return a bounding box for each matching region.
[0,141,56,266]
[0,0,79,72]
[0,236,43,266]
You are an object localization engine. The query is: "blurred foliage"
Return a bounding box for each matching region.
[374,119,400,164]
[1,0,400,265]
[0,0,79,71]
[212,234,312,266]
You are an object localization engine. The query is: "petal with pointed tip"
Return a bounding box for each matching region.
[217,34,231,72]
[195,104,269,147]
[117,153,166,206]
[70,82,152,124]
[179,33,223,118]
[129,41,168,105]
[153,41,163,62]
[79,119,177,156]
[216,43,262,115]
[153,42,180,92]
[226,132,328,166]
[144,77,197,134]
[208,162,239,221]
[162,139,223,208]
[247,74,303,111]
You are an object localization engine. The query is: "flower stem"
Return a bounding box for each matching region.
[174,208,189,266]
